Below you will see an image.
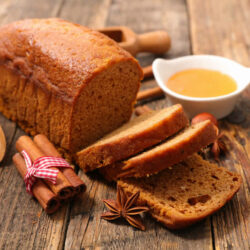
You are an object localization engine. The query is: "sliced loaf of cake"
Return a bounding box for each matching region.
[0,18,142,153]
[76,104,188,172]
[100,120,217,180]
[118,154,242,229]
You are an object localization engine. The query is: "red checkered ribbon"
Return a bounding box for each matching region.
[21,150,72,195]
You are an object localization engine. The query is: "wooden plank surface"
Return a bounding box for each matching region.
[59,0,112,29]
[0,127,69,249]
[187,1,250,249]
[0,0,69,249]
[0,0,249,249]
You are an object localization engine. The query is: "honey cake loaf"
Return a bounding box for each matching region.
[76,104,188,172]
[0,18,142,153]
[100,120,217,180]
[118,154,242,229]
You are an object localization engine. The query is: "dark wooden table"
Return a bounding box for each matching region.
[0,0,249,249]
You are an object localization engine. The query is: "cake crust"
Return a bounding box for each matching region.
[0,18,142,103]
[76,104,188,172]
[100,120,218,180]
[118,154,242,229]
[0,19,142,152]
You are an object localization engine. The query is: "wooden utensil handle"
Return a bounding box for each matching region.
[137,31,171,54]
[0,125,6,162]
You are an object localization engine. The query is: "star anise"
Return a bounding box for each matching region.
[191,113,228,161]
[211,132,227,161]
[101,186,149,230]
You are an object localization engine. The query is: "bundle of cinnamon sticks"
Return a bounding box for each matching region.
[13,134,86,214]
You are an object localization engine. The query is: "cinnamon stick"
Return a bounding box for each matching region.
[142,65,153,79]
[13,153,60,214]
[136,87,164,101]
[34,134,86,194]
[134,105,153,116]
[16,136,74,199]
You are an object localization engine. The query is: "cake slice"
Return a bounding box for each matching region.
[100,120,217,180]
[76,104,188,172]
[118,154,242,229]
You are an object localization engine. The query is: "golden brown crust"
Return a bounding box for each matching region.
[76,104,188,172]
[100,120,217,180]
[121,121,217,178]
[0,18,142,103]
[0,19,142,152]
[118,154,242,229]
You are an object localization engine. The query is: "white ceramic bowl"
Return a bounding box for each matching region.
[152,55,250,119]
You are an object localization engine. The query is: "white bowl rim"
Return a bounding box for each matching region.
[152,54,250,102]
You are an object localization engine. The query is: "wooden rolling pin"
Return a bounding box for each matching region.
[98,26,171,56]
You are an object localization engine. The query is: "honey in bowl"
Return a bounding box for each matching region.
[166,69,237,98]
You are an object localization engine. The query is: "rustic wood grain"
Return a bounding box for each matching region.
[0,1,70,249]
[58,0,112,29]
[187,0,250,249]
[0,126,70,249]
[0,0,63,25]
[187,0,250,67]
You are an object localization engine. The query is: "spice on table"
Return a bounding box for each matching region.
[101,186,149,230]
[142,65,153,79]
[16,136,74,199]
[191,113,227,161]
[210,132,227,161]
[191,112,218,127]
[136,87,164,101]
[13,153,61,214]
[134,105,152,116]
[33,134,86,194]
[13,134,87,213]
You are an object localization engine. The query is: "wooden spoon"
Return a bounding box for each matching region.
[98,26,171,56]
[0,125,6,162]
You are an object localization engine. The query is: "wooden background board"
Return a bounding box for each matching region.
[0,0,249,249]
